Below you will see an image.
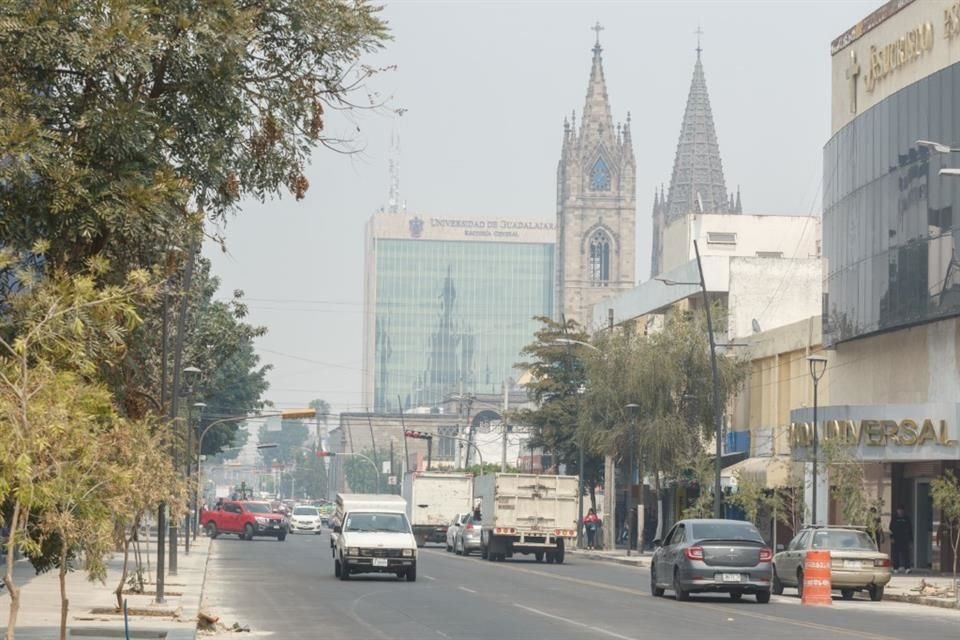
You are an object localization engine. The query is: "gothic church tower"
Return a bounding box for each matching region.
[556,27,636,328]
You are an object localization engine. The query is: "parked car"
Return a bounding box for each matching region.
[201,500,288,541]
[650,518,772,603]
[446,513,469,552]
[289,505,324,535]
[773,526,891,601]
[453,513,482,556]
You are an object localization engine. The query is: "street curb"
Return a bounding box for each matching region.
[568,550,651,569]
[190,536,213,640]
[883,592,959,609]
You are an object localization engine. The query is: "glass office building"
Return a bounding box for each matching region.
[823,62,960,345]
[362,213,555,413]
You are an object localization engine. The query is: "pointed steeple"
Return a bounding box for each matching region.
[665,42,732,221]
[579,22,615,149]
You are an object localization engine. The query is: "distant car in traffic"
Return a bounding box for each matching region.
[289,505,324,535]
[773,526,891,601]
[453,513,481,556]
[650,518,772,603]
[446,513,468,552]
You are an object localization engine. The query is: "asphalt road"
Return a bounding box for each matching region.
[201,532,960,640]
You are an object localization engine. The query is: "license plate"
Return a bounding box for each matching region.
[719,573,742,583]
[373,558,389,567]
[843,560,862,568]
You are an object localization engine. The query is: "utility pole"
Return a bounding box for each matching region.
[603,308,616,551]
[397,397,410,475]
[156,288,169,604]
[501,382,509,472]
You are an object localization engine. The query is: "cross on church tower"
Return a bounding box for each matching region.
[592,21,604,48]
[695,25,704,58]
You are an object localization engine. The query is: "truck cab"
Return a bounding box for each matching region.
[332,493,418,582]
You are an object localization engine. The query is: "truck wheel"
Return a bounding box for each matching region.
[546,553,555,564]
[278,533,287,542]
[555,546,565,565]
[244,524,255,541]
[334,560,342,578]
[535,552,544,563]
[339,559,351,581]
[205,522,218,539]
[481,544,489,560]
[406,566,417,582]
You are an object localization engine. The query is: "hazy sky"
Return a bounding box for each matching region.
[203,0,877,417]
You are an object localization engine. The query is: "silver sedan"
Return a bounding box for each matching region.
[650,518,773,603]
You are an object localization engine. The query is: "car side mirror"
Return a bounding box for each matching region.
[652,539,662,548]
[776,544,785,552]
[333,525,342,534]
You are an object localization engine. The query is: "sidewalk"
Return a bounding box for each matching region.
[569,547,960,609]
[0,534,210,640]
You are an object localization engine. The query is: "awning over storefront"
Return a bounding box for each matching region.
[721,455,800,490]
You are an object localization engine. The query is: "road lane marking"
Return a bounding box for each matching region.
[424,549,903,640]
[458,586,477,594]
[424,575,437,581]
[514,604,639,640]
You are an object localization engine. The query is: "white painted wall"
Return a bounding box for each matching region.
[727,257,822,341]
[661,213,820,274]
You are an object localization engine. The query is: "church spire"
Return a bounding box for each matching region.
[665,36,732,221]
[579,21,615,147]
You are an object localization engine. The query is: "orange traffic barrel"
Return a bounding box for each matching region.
[802,549,832,605]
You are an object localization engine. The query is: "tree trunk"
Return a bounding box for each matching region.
[59,544,69,640]
[115,520,135,610]
[589,483,597,512]
[5,500,23,640]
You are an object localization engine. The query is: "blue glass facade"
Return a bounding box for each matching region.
[823,62,960,345]
[371,238,554,413]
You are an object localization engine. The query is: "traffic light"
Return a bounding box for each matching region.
[281,409,316,419]
[404,430,433,440]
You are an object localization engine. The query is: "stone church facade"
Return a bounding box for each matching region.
[555,31,636,329]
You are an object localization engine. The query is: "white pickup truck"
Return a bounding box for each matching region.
[474,473,579,564]
[331,493,418,582]
[402,471,474,547]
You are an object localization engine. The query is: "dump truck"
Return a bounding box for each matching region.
[474,473,579,563]
[402,471,474,547]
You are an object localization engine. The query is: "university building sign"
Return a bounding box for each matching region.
[789,418,956,448]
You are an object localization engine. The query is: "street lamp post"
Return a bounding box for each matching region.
[656,239,724,518]
[624,404,640,556]
[181,366,201,556]
[807,355,828,525]
[318,450,380,492]
[189,401,206,541]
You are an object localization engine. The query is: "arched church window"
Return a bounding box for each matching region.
[590,156,611,191]
[589,231,611,285]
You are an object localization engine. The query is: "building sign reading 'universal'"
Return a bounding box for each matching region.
[864,21,934,93]
[789,418,956,449]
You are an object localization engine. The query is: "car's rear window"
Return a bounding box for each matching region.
[294,507,318,516]
[812,530,876,551]
[691,522,763,541]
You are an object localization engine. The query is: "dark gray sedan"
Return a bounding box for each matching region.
[650,519,773,603]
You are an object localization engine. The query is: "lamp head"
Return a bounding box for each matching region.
[183,366,202,385]
[806,355,828,381]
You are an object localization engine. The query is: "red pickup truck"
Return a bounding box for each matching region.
[201,500,288,541]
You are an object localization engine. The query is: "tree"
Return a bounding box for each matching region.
[514,316,603,505]
[580,308,748,537]
[0,250,151,639]
[0,0,392,279]
[821,437,882,529]
[931,470,960,582]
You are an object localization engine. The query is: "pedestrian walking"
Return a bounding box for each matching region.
[890,505,913,573]
[583,508,601,550]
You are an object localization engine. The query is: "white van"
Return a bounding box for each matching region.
[332,493,418,582]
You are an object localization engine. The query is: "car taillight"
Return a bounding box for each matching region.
[684,546,704,561]
[874,558,891,567]
[465,523,474,531]
[759,548,773,562]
